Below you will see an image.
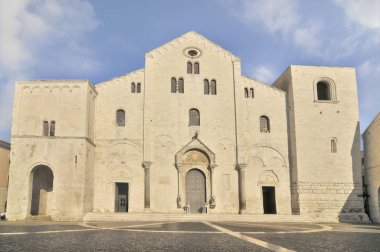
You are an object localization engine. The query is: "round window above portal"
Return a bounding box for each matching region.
[184,47,202,58]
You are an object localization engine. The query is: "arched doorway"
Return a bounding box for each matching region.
[30,165,54,216]
[186,169,206,213]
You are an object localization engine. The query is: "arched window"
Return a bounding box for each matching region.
[317,81,330,100]
[131,82,136,93]
[43,121,49,136]
[187,62,193,74]
[178,78,184,93]
[204,79,210,95]
[171,77,177,93]
[250,88,254,98]
[137,83,141,93]
[244,88,249,98]
[210,80,217,95]
[50,121,55,136]
[116,109,125,126]
[331,138,337,153]
[260,116,270,133]
[194,62,200,74]
[189,108,200,126]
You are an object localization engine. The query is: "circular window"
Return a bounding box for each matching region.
[184,47,201,58]
[188,50,198,57]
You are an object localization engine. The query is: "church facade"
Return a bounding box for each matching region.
[6,32,368,222]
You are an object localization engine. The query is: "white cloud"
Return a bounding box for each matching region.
[335,0,380,29]
[0,0,102,140]
[358,60,380,77]
[293,22,322,55]
[249,66,275,84]
[240,0,300,36]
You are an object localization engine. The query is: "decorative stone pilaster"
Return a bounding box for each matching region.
[209,164,217,208]
[142,161,151,208]
[236,163,247,214]
[176,163,183,208]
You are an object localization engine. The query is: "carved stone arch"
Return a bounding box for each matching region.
[246,145,287,168]
[104,140,142,169]
[250,156,265,167]
[175,136,216,209]
[257,170,279,185]
[175,137,215,167]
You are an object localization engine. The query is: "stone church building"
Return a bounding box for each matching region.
[6,32,368,222]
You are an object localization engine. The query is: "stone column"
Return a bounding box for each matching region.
[237,163,247,214]
[176,164,183,208]
[142,161,151,208]
[209,164,216,208]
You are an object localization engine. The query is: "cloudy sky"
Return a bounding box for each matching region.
[0,0,379,143]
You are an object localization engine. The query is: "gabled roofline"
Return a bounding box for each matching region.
[241,75,286,94]
[146,31,240,62]
[363,112,380,135]
[96,68,145,87]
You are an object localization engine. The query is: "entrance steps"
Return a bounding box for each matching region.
[83,212,316,223]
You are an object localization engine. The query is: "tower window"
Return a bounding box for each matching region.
[116,109,125,127]
[250,88,254,98]
[244,88,249,98]
[178,78,184,93]
[187,62,193,74]
[194,62,200,74]
[331,138,337,153]
[50,121,55,136]
[210,80,217,95]
[171,77,177,93]
[189,108,200,126]
[43,121,49,136]
[204,79,210,95]
[131,82,136,93]
[136,83,141,93]
[260,116,270,133]
[317,81,331,100]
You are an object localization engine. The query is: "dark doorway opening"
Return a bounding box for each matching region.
[115,183,129,212]
[31,165,54,216]
[262,186,277,214]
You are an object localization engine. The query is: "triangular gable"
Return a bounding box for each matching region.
[146,31,240,62]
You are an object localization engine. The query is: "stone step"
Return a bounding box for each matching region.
[26,215,52,221]
[83,212,315,223]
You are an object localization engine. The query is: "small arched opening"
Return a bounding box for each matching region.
[30,165,54,216]
[317,81,331,100]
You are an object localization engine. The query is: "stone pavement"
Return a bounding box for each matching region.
[0,221,379,251]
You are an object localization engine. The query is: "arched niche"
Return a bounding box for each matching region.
[30,165,54,216]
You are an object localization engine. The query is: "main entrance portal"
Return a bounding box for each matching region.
[186,169,206,213]
[115,183,129,212]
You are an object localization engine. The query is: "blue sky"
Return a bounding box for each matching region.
[0,0,379,143]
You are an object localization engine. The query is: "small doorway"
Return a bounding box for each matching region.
[115,183,129,212]
[262,186,277,214]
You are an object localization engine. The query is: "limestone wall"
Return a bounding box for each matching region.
[144,32,239,213]
[363,113,380,223]
[7,80,96,221]
[235,76,291,215]
[273,66,366,221]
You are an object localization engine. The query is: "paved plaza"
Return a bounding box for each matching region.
[1,221,380,251]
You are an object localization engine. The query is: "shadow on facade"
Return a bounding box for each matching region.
[339,122,369,222]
